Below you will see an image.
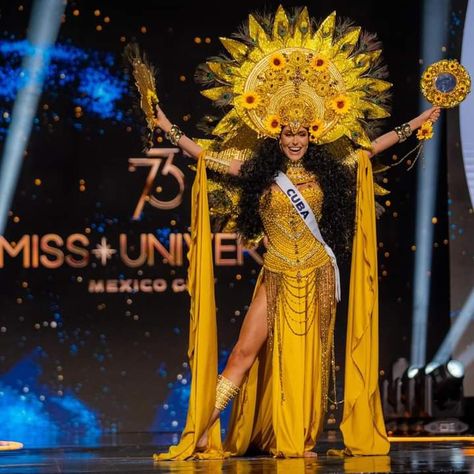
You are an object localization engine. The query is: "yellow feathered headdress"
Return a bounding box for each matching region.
[195,5,392,151]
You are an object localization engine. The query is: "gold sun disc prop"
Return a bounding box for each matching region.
[421,59,471,108]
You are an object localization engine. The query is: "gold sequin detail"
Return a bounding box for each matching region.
[260,169,336,411]
[264,262,336,411]
[202,147,252,174]
[284,159,314,184]
[260,173,329,273]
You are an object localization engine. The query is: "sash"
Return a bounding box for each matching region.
[275,171,341,302]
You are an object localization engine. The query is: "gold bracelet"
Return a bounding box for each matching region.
[204,155,232,174]
[394,123,412,142]
[215,374,240,411]
[201,147,253,174]
[165,124,184,145]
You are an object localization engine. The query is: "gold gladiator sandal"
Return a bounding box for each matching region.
[195,375,240,453]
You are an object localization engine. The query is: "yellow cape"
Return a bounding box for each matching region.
[154,156,226,460]
[339,151,390,455]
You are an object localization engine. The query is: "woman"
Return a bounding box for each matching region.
[143,6,441,459]
[153,107,439,459]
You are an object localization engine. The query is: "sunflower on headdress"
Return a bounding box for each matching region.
[289,51,305,66]
[319,71,331,83]
[315,82,330,97]
[269,53,286,71]
[330,94,351,115]
[239,91,261,109]
[309,119,325,142]
[311,55,329,71]
[264,114,282,136]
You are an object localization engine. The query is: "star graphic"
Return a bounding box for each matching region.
[92,237,117,266]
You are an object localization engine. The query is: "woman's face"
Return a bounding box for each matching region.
[279,126,309,161]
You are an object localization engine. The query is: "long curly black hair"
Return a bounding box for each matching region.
[236,139,357,259]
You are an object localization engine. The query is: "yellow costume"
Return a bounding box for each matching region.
[148,5,391,461]
[223,162,336,457]
[155,151,389,461]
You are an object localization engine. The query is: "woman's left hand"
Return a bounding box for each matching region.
[419,106,441,124]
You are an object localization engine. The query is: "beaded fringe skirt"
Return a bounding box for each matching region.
[264,259,336,411]
[228,260,337,456]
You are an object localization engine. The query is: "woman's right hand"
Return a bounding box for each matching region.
[151,104,204,161]
[418,106,441,125]
[153,104,172,132]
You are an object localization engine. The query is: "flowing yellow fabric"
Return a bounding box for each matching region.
[339,151,390,455]
[154,156,226,461]
[155,151,389,460]
[225,264,334,457]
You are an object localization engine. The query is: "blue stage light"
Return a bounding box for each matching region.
[410,0,449,368]
[429,288,474,366]
[407,366,420,379]
[0,0,66,235]
[425,361,440,375]
[76,67,127,119]
[0,40,130,135]
[447,360,465,378]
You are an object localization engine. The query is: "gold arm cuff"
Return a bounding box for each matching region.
[165,124,184,145]
[203,150,234,174]
[204,154,232,174]
[215,374,240,411]
[394,123,412,143]
[202,147,253,174]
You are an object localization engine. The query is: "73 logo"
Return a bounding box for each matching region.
[128,148,185,219]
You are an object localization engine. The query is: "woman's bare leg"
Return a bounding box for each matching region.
[196,282,268,448]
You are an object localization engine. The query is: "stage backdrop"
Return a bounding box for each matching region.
[450,0,474,397]
[0,0,458,444]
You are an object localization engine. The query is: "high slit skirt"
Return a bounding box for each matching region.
[224,259,336,457]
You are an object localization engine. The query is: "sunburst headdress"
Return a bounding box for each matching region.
[196,5,392,150]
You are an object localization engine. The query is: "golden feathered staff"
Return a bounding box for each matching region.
[124,42,159,149]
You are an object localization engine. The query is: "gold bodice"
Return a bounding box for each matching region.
[259,163,329,272]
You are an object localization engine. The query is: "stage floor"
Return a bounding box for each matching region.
[1,433,474,473]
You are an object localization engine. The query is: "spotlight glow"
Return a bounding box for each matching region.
[0,0,66,235]
[430,288,474,366]
[410,0,449,367]
[408,366,420,379]
[447,360,465,378]
[458,343,474,369]
[425,361,440,375]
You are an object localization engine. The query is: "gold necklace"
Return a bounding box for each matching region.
[284,159,314,185]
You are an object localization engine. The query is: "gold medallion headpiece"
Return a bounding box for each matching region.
[196,5,392,149]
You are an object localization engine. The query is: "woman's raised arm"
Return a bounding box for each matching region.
[154,105,243,176]
[367,106,441,158]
